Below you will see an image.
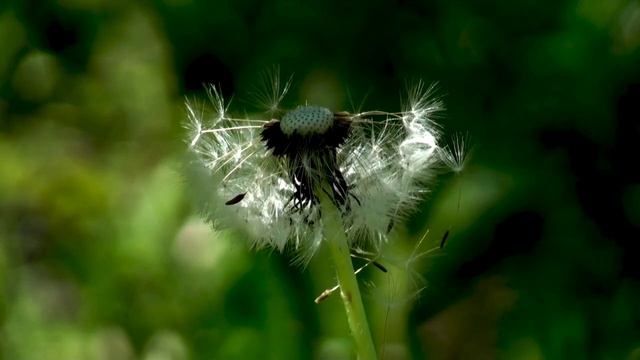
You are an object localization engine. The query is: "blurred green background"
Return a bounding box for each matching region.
[1,0,639,359]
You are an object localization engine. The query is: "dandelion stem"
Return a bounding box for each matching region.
[319,190,377,359]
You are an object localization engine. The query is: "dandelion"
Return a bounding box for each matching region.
[186,80,446,260]
[185,72,458,358]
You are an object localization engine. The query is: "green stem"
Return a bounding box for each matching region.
[319,191,377,359]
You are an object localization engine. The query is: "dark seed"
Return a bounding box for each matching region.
[225,193,247,205]
[440,230,450,248]
[386,219,395,233]
[372,261,388,273]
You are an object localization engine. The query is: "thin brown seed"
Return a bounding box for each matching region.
[440,229,450,248]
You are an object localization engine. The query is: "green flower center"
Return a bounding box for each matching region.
[281,106,333,136]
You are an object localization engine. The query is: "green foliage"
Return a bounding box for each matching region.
[1,0,639,358]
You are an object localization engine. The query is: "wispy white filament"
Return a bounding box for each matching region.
[185,78,458,262]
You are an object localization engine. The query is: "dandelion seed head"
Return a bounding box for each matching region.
[185,72,458,262]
